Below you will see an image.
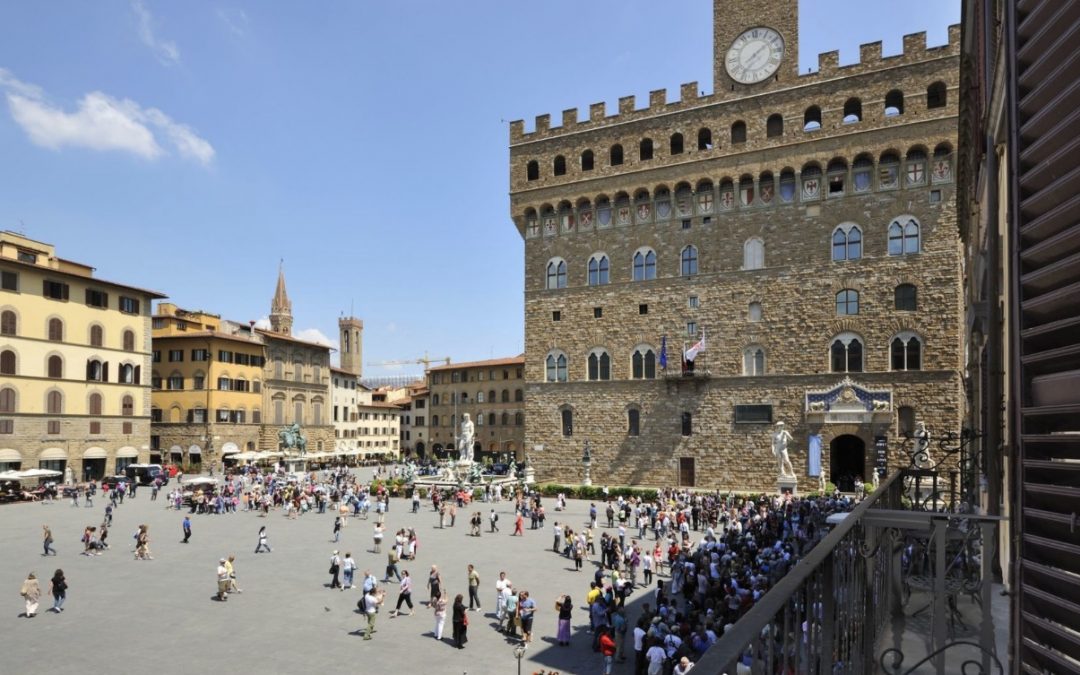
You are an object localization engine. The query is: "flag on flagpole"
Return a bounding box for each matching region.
[684,328,706,362]
[659,336,668,369]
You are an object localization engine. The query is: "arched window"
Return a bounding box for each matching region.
[766,113,783,138]
[842,97,862,123]
[898,406,916,436]
[515,389,523,402]
[888,217,921,255]
[670,133,684,155]
[526,160,539,181]
[123,329,135,352]
[488,389,496,402]
[627,408,640,436]
[561,408,573,437]
[588,254,610,286]
[476,411,484,426]
[743,238,764,270]
[88,392,103,416]
[0,310,14,336]
[610,144,624,166]
[432,393,440,405]
[748,302,763,322]
[553,155,566,176]
[0,387,15,413]
[432,414,439,428]
[0,349,14,375]
[90,325,103,347]
[680,245,698,276]
[633,249,657,281]
[514,412,523,426]
[631,346,657,379]
[895,284,918,311]
[730,121,746,144]
[832,224,862,261]
[587,350,611,381]
[501,390,509,402]
[477,391,484,403]
[681,412,692,436]
[581,150,594,171]
[119,363,135,384]
[891,332,923,371]
[47,355,63,378]
[488,413,496,426]
[803,105,822,131]
[830,333,864,373]
[47,390,63,414]
[697,128,713,150]
[639,138,653,161]
[122,395,134,416]
[835,289,860,315]
[545,352,568,383]
[743,345,766,376]
[86,359,105,382]
[885,90,904,116]
[926,81,947,109]
[48,318,63,342]
[546,258,567,289]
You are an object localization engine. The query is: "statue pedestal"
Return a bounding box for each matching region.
[523,466,535,485]
[582,461,592,487]
[777,476,798,496]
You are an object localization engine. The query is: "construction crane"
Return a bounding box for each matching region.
[367,351,451,370]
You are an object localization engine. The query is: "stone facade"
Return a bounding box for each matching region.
[509,0,963,490]
[426,357,526,461]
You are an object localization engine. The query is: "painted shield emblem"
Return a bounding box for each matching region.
[802,179,819,199]
[760,184,774,203]
[580,210,594,228]
[656,200,671,219]
[779,181,795,202]
[617,207,631,226]
[906,162,925,186]
[697,192,714,213]
[598,206,612,227]
[720,191,734,210]
[854,170,871,192]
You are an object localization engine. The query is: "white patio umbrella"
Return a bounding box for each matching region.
[19,468,62,479]
[0,470,22,480]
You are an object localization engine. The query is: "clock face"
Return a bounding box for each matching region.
[726,27,784,85]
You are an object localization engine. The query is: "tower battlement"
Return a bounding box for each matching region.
[510,25,959,145]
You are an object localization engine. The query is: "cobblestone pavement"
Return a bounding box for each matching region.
[1,485,668,674]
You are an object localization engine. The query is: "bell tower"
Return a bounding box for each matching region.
[339,315,363,378]
[713,0,799,95]
[269,262,293,335]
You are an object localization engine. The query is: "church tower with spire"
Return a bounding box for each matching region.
[269,262,293,335]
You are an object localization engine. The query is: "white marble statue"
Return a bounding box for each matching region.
[457,413,475,463]
[913,421,931,468]
[818,472,827,494]
[772,421,796,478]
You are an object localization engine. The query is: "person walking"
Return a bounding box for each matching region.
[553,521,562,552]
[216,558,230,601]
[452,593,468,649]
[134,525,152,560]
[42,525,56,557]
[182,516,192,544]
[383,547,401,583]
[332,516,342,543]
[470,511,482,536]
[254,526,271,553]
[427,565,443,606]
[342,553,357,590]
[372,522,384,553]
[360,586,383,640]
[329,551,342,589]
[432,589,448,640]
[467,564,481,611]
[391,569,413,616]
[556,594,573,645]
[489,508,499,533]
[20,572,41,618]
[513,510,524,536]
[49,570,67,613]
[226,555,242,594]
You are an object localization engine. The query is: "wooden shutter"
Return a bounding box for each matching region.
[1011,1,1080,670]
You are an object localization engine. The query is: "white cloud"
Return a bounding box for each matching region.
[295,328,334,347]
[253,316,271,330]
[131,0,180,65]
[217,7,249,37]
[0,68,214,166]
[385,321,398,333]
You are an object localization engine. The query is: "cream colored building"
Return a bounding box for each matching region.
[361,387,401,459]
[0,231,164,479]
[331,367,362,453]
[426,356,525,462]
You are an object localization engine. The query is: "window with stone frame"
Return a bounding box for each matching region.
[895,284,917,311]
[587,350,611,381]
[888,217,921,255]
[890,332,923,371]
[561,407,573,437]
[633,249,657,281]
[832,224,862,261]
[830,333,864,373]
[627,408,640,436]
[631,346,657,379]
[545,351,568,383]
[588,254,610,286]
[546,258,567,289]
[835,289,860,315]
[681,245,699,276]
[743,346,766,376]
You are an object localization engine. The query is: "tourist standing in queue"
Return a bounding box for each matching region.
[19,572,40,618]
[432,589,448,640]
[254,525,271,553]
[452,593,467,649]
[390,569,413,616]
[42,525,56,556]
[49,569,67,613]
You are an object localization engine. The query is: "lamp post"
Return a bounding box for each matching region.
[513,642,526,675]
[581,439,592,487]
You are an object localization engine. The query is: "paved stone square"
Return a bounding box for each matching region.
[1,484,666,674]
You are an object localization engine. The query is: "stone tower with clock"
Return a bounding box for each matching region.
[508,1,963,492]
[714,0,799,94]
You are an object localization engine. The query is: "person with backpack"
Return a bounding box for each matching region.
[328,551,342,589]
[489,508,499,533]
[359,586,383,640]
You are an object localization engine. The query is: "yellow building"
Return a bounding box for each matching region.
[0,231,164,479]
[150,303,266,468]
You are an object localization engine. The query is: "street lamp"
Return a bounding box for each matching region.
[581,439,592,487]
[513,643,526,675]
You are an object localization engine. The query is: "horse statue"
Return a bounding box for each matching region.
[278,423,307,455]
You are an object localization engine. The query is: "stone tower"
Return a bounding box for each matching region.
[338,315,363,377]
[269,263,293,335]
[713,0,799,96]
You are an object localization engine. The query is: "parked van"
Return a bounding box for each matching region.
[124,463,167,486]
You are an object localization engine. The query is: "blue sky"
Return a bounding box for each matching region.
[0,1,959,380]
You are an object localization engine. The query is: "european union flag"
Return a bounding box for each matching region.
[659,336,668,369]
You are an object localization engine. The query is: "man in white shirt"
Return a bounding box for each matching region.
[216,559,230,601]
[633,619,648,674]
[646,639,667,675]
[360,588,382,639]
[495,571,510,620]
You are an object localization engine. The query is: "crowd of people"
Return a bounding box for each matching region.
[18,461,856,674]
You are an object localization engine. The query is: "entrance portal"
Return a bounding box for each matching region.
[830,434,866,492]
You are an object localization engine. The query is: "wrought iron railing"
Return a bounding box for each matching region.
[695,469,1004,674]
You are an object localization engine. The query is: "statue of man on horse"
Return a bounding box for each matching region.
[278,423,307,455]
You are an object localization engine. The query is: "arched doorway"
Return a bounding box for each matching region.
[830,434,866,492]
[415,442,425,459]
